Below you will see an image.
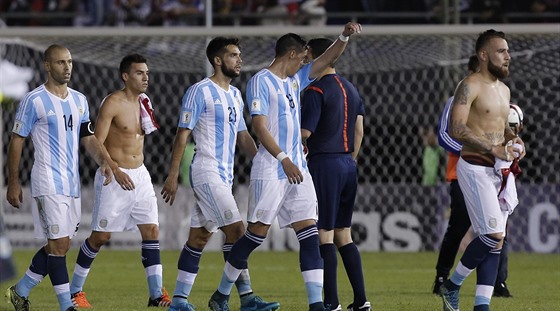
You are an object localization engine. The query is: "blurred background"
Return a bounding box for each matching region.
[0,1,558,266]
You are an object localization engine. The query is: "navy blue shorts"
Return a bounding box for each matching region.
[308,153,358,230]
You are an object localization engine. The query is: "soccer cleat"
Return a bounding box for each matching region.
[347,301,371,311]
[169,301,196,311]
[309,302,327,311]
[5,285,30,311]
[440,285,460,311]
[66,307,78,311]
[328,304,342,311]
[493,282,512,298]
[148,287,172,307]
[433,276,446,295]
[71,291,93,308]
[208,291,230,311]
[240,294,280,311]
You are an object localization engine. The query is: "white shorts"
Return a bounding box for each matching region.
[457,158,508,236]
[248,171,318,229]
[92,165,159,232]
[190,181,243,233]
[32,195,81,240]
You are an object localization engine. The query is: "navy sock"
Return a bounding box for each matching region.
[461,235,500,270]
[30,246,49,276]
[339,243,367,306]
[320,243,338,307]
[228,231,264,270]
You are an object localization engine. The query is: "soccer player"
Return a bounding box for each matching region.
[5,44,113,311]
[160,37,279,311]
[207,22,362,311]
[300,38,370,311]
[69,54,172,308]
[439,29,525,311]
[432,55,513,298]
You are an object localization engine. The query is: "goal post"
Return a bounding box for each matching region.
[1,24,558,252]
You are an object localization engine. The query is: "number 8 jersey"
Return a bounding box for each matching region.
[12,84,91,198]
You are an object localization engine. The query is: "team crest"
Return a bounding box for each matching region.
[50,224,60,235]
[292,80,298,91]
[488,218,497,229]
[78,106,84,116]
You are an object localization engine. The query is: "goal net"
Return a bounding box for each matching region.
[1,25,558,252]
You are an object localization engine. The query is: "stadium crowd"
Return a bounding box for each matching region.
[0,0,558,27]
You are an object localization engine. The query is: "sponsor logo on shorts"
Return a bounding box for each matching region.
[99,219,108,228]
[489,218,497,229]
[256,210,264,218]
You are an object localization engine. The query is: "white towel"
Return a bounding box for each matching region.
[139,93,159,135]
[494,158,518,214]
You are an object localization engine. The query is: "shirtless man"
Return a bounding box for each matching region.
[439,29,525,311]
[69,54,171,308]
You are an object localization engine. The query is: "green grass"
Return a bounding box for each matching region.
[1,251,559,310]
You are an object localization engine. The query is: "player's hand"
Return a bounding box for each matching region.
[6,183,23,208]
[100,161,114,186]
[512,136,526,160]
[161,176,179,205]
[281,158,304,184]
[342,22,362,37]
[113,168,135,190]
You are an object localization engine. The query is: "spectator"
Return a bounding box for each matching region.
[161,0,204,26]
[299,0,327,25]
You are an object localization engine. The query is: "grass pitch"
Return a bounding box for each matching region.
[1,250,558,310]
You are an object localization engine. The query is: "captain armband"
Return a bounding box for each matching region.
[80,121,95,138]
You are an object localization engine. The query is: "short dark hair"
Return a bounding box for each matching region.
[307,38,333,60]
[467,55,479,72]
[206,37,240,66]
[275,33,307,58]
[475,29,506,53]
[119,53,147,77]
[43,44,67,62]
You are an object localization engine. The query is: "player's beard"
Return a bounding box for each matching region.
[222,65,240,79]
[488,58,509,79]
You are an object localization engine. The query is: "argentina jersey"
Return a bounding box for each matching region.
[12,84,90,198]
[247,63,314,180]
[178,78,247,186]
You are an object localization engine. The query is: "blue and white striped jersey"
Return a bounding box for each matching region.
[437,96,462,155]
[178,77,247,186]
[12,84,90,198]
[247,63,314,180]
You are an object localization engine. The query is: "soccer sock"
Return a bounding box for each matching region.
[449,235,500,287]
[70,238,99,294]
[47,255,73,311]
[297,225,323,305]
[320,243,338,307]
[339,242,367,306]
[218,230,264,296]
[141,240,163,299]
[223,243,252,296]
[475,248,501,307]
[171,244,202,306]
[16,246,48,298]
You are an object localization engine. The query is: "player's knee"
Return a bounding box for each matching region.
[89,232,112,247]
[187,234,211,249]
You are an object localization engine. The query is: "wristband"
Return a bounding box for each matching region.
[276,151,288,162]
[338,34,349,42]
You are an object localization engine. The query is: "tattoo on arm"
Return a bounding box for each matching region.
[450,121,493,153]
[453,82,469,106]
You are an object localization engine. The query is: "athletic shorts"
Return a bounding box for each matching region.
[457,157,508,236]
[308,154,357,230]
[92,165,158,232]
[248,171,318,229]
[32,194,81,240]
[190,180,243,233]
